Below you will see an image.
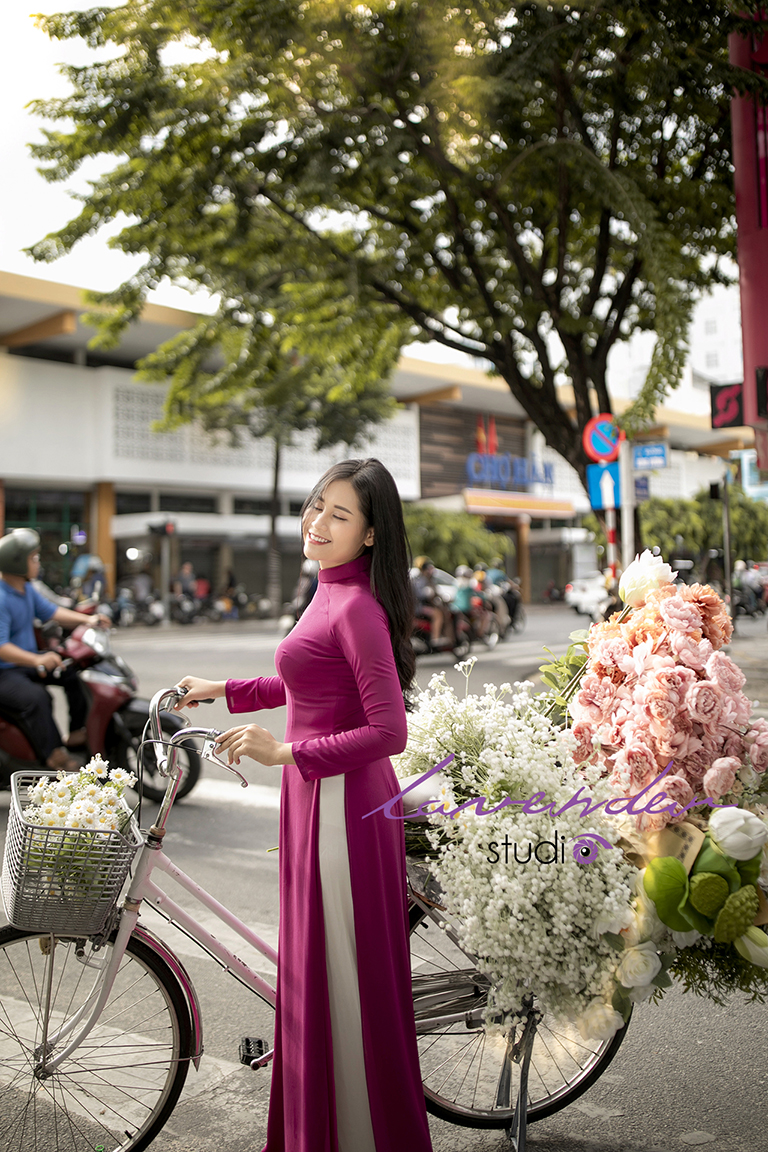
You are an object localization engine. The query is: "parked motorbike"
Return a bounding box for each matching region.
[0,621,200,803]
[411,607,472,658]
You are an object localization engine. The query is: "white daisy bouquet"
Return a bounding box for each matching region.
[393,663,672,1039]
[24,756,136,833]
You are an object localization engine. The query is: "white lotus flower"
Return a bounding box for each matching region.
[618,550,675,608]
[734,927,768,967]
[708,806,768,861]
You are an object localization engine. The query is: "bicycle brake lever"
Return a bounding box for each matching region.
[200,736,249,788]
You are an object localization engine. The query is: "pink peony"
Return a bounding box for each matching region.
[570,673,617,726]
[669,631,713,671]
[703,757,740,800]
[705,652,746,695]
[746,719,768,772]
[611,740,659,792]
[658,774,696,823]
[687,680,724,728]
[658,595,703,634]
[592,636,631,671]
[650,665,697,709]
[571,721,597,765]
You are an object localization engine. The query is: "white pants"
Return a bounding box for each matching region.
[318,774,377,1152]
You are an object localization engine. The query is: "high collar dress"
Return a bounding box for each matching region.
[225,552,433,1152]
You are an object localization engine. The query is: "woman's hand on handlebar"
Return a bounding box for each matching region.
[172,676,227,709]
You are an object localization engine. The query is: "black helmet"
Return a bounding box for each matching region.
[0,528,41,578]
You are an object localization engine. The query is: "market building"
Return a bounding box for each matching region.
[0,271,756,602]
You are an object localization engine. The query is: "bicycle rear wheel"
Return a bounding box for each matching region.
[0,926,192,1152]
[409,898,630,1128]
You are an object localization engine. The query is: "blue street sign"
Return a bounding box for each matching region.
[634,474,650,503]
[586,462,621,510]
[633,442,669,471]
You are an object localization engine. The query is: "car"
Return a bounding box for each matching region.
[564,571,611,619]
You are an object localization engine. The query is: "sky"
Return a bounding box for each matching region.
[0,0,465,363]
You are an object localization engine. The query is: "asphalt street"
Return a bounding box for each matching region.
[2,605,768,1151]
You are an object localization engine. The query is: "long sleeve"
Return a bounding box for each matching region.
[291,595,407,782]
[226,675,286,714]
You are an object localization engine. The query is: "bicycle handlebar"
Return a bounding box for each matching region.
[146,687,250,789]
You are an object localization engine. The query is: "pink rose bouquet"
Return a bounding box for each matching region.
[568,576,765,829]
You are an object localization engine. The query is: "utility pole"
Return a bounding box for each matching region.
[722,463,733,616]
[619,437,635,572]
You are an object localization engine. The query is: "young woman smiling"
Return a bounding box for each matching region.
[175,458,432,1152]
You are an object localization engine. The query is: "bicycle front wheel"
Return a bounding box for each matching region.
[0,926,192,1152]
[410,899,630,1128]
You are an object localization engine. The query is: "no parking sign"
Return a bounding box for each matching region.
[582,414,622,463]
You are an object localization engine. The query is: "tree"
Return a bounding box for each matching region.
[136,318,396,609]
[402,504,510,574]
[28,1,768,489]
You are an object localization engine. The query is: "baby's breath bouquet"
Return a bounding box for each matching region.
[394,662,670,1039]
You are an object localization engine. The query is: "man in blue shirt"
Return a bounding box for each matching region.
[0,528,110,770]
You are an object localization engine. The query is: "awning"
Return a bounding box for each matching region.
[463,488,575,519]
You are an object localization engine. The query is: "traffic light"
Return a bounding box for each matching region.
[149,521,176,536]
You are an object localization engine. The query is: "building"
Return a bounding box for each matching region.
[0,271,756,603]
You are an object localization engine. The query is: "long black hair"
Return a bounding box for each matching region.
[300,458,416,708]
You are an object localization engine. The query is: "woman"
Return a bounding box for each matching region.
[174,458,433,1152]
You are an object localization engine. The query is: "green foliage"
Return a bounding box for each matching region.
[668,934,768,1006]
[25,1,768,486]
[401,504,509,572]
[538,629,589,725]
[630,487,768,571]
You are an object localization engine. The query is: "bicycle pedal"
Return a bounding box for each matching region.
[239,1036,273,1069]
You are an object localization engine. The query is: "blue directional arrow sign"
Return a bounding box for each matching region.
[586,462,621,511]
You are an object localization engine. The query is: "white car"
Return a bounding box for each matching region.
[564,572,611,619]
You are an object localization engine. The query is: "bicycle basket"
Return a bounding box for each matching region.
[1,771,142,936]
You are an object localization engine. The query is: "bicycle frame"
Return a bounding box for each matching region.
[36,688,278,1075]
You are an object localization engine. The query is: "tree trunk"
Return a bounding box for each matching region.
[267,437,282,616]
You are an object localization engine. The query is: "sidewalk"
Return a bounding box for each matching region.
[726,612,768,717]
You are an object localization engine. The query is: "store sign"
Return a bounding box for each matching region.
[710,382,744,429]
[466,453,554,489]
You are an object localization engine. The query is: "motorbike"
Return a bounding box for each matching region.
[463,594,503,649]
[411,606,472,658]
[733,586,767,618]
[0,621,201,803]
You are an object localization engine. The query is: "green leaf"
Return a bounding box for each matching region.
[602,931,626,953]
[737,853,763,888]
[644,856,693,932]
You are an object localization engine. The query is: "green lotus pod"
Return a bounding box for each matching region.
[689,872,730,918]
[713,885,760,944]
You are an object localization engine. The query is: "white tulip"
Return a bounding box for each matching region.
[616,940,662,988]
[708,806,768,861]
[618,550,675,608]
[577,998,625,1042]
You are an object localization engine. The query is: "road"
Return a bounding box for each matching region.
[2,606,768,1150]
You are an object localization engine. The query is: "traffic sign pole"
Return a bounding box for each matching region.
[619,438,635,574]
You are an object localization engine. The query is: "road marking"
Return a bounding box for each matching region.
[192,778,281,810]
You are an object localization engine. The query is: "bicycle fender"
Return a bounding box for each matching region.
[132,922,204,1070]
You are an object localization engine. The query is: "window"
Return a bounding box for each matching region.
[704,319,717,336]
[705,352,719,369]
[234,497,273,515]
[116,492,152,515]
[289,501,305,516]
[159,493,217,514]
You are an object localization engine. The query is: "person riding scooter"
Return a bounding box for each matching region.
[413,558,455,647]
[0,528,110,771]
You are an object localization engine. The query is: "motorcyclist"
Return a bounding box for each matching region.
[0,529,110,770]
[413,558,454,646]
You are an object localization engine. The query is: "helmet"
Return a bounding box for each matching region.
[0,528,41,577]
[455,565,473,578]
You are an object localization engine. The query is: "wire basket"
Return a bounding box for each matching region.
[1,771,143,936]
